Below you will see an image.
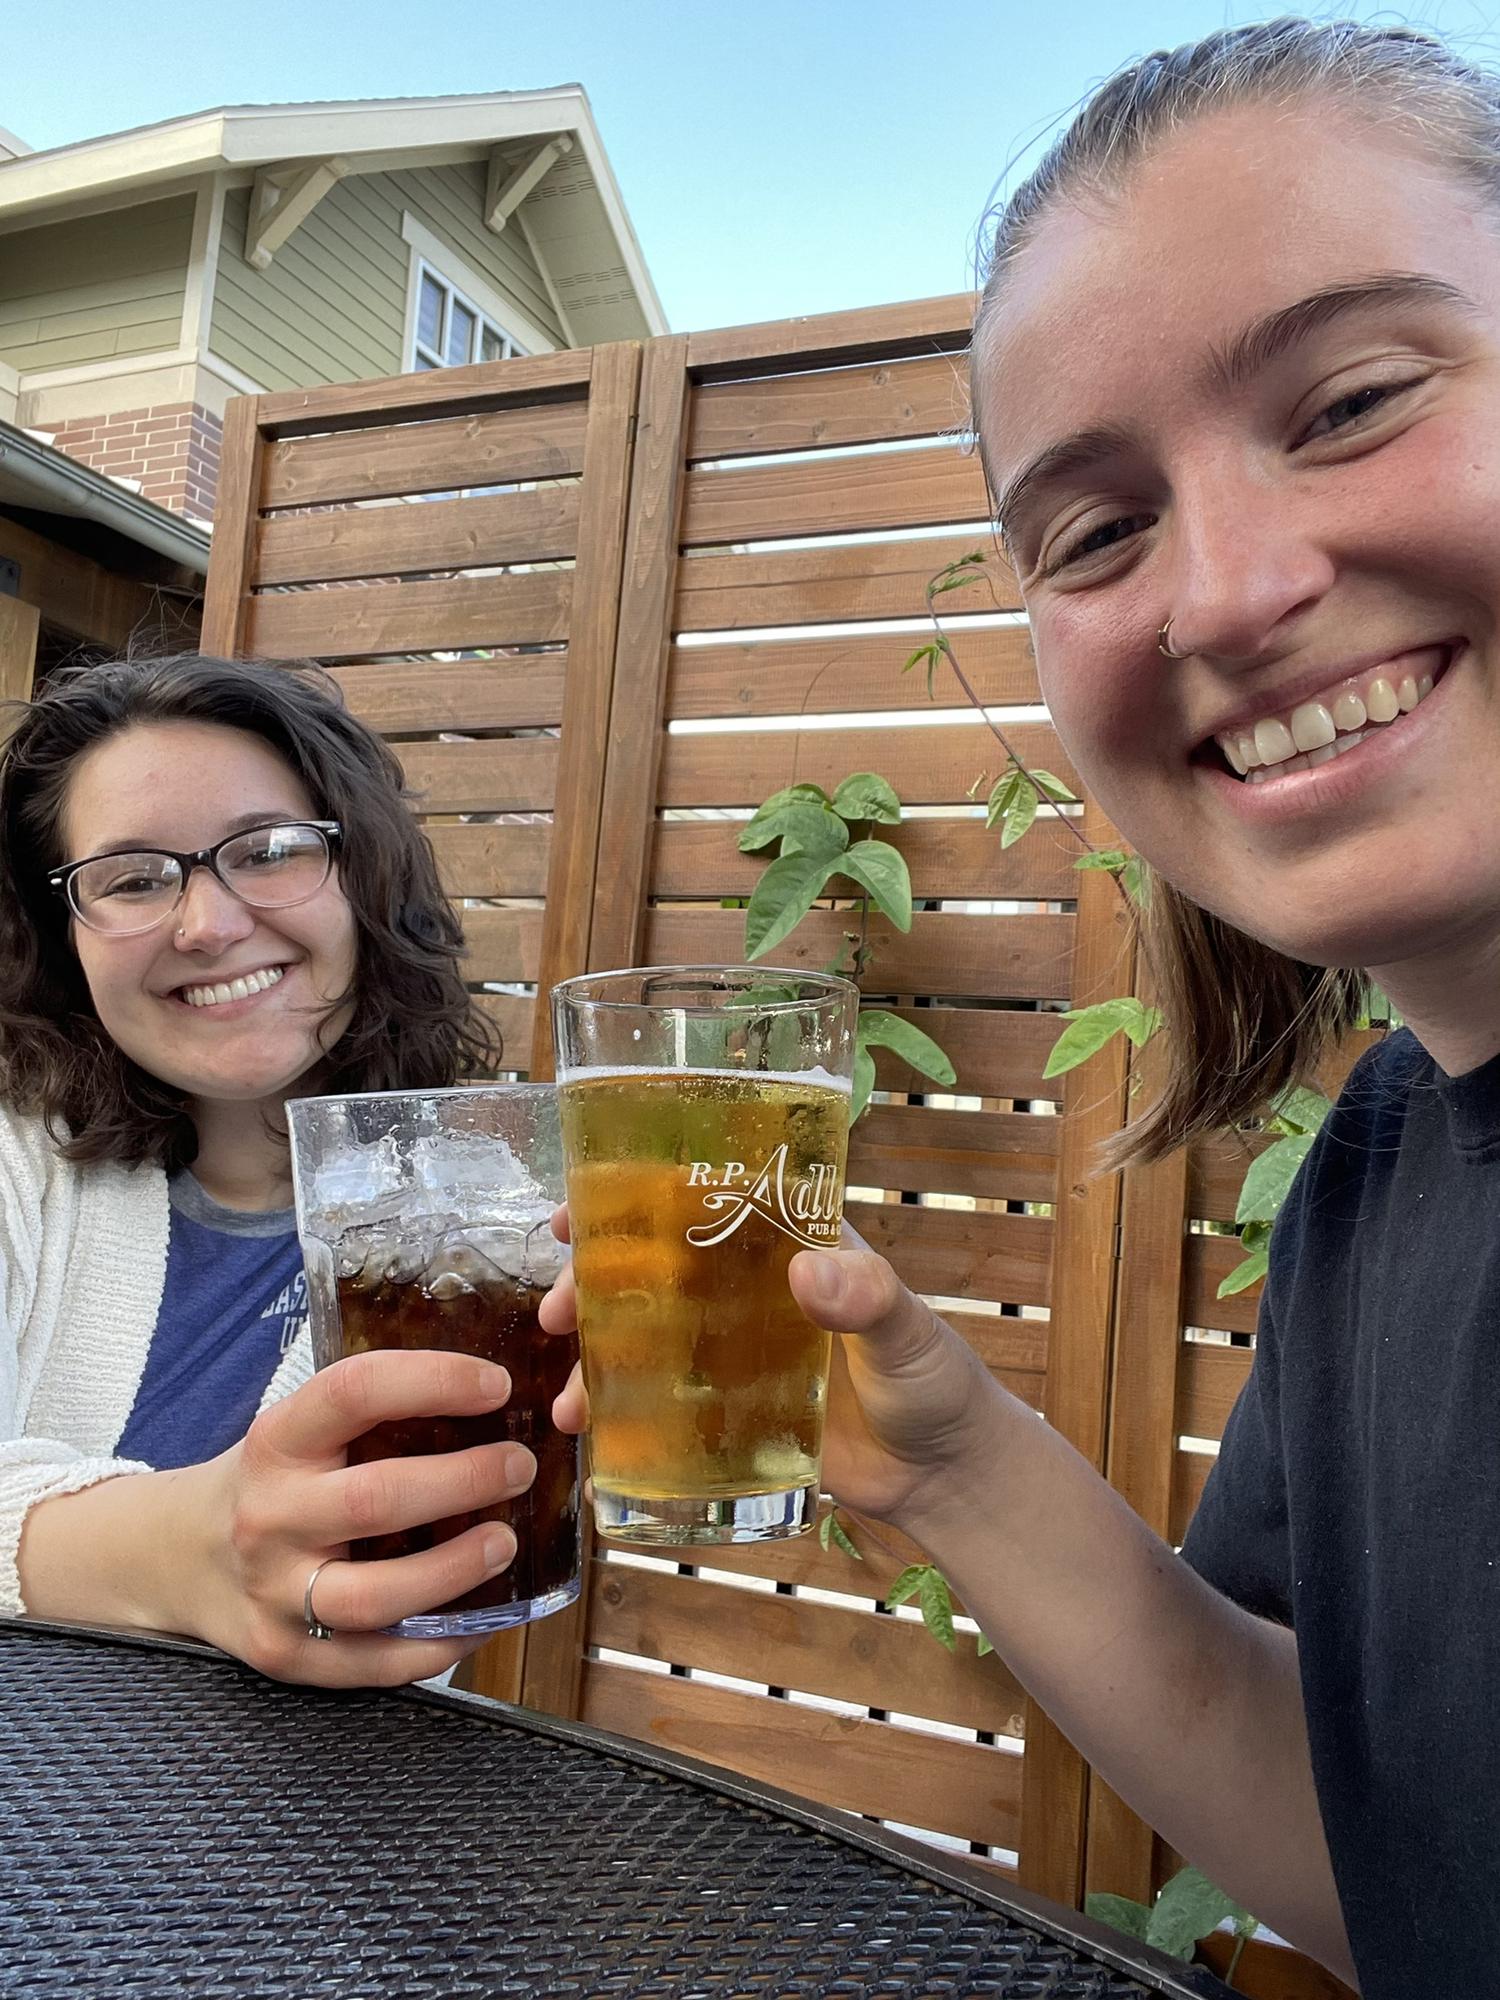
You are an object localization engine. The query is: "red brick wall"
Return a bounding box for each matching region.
[46,402,224,520]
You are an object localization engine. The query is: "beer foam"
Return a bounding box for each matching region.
[557,1063,851,1094]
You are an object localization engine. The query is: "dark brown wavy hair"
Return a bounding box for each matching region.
[0,652,502,1171]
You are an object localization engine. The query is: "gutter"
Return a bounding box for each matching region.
[0,422,212,575]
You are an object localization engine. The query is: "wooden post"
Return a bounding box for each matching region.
[1017,800,1136,1907]
[0,595,40,706]
[586,333,690,970]
[201,396,267,656]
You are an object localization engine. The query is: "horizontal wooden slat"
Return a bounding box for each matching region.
[1187,1129,1269,1223]
[688,352,972,460]
[427,823,551,899]
[674,534,1018,632]
[246,571,572,662]
[658,721,1075,810]
[1169,1449,1216,1546]
[1184,1234,1262,1337]
[397,738,558,814]
[261,402,590,504]
[614,1510,946,1602]
[684,294,974,376]
[652,817,1077,903]
[458,906,545,985]
[847,1200,1052,1307]
[333,657,567,734]
[256,485,581,585]
[1178,1340,1253,1441]
[254,353,593,439]
[581,1659,1021,1849]
[866,1007,1063,1103]
[681,445,988,546]
[473,992,536,1065]
[849,1104,1058,1202]
[588,1561,1022,1733]
[644,908,1076,1004]
[666,624,1039,719]
[950,1313,1048,1409]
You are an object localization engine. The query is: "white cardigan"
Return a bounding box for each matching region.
[0,1104,312,1616]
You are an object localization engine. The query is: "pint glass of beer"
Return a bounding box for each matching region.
[287,1084,579,1637]
[551,966,858,1545]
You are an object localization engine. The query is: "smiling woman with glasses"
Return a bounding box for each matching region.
[0,652,543,1695]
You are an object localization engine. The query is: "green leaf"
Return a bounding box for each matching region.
[918,1567,956,1650]
[738,794,847,857]
[1001,777,1039,848]
[1217,1244,1269,1298]
[1122,857,1149,907]
[885,1564,928,1609]
[743,849,840,960]
[855,1010,957,1086]
[1085,1894,1153,1943]
[1232,1909,1259,1940]
[1235,1131,1314,1226]
[1267,1085,1332,1138]
[851,1043,877,1123]
[1043,998,1160,1080]
[818,1510,863,1561]
[1146,1867,1249,1959]
[901,642,945,698]
[929,551,986,595]
[832,772,903,825]
[1029,769,1079,805]
[1074,850,1131,873]
[838,840,914,931]
[976,1633,994,1657]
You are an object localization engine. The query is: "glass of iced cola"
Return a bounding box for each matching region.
[286,1083,578,1638]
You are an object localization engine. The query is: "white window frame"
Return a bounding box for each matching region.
[399,211,555,371]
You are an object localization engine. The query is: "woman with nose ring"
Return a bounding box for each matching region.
[1,652,535,1689]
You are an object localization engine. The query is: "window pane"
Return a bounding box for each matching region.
[418,273,445,354]
[414,353,440,370]
[480,324,507,363]
[446,300,476,367]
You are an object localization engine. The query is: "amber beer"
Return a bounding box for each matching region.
[334,1245,579,1623]
[560,1065,851,1540]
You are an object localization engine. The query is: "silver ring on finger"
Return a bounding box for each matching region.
[303,1556,339,1641]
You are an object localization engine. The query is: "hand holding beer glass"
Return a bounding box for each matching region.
[288,1084,580,1636]
[552,967,858,1545]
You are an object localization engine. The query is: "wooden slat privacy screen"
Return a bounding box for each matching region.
[201,301,1349,1989]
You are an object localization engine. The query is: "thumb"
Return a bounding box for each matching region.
[789,1248,944,1369]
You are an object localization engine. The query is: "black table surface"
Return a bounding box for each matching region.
[0,1620,1230,1998]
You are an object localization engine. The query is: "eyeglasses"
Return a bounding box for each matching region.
[49,821,343,937]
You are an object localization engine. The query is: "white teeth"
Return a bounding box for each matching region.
[1366,678,1400,723]
[1331,691,1367,733]
[1217,655,1448,780]
[1254,717,1296,766]
[181,966,285,1009]
[1289,702,1335,752]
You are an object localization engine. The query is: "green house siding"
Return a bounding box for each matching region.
[0,194,193,372]
[209,161,563,393]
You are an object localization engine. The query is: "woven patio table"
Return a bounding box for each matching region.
[0,1619,1230,1998]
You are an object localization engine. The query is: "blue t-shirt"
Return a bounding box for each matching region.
[116,1173,305,1471]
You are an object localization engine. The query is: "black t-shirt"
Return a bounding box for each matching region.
[1181,1030,1500,1997]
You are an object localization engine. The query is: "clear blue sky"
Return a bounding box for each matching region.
[7,0,1500,332]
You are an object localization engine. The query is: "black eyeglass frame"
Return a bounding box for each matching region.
[47,820,344,934]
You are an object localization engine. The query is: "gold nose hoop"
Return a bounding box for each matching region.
[1157,619,1184,660]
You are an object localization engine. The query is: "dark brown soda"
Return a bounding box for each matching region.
[336,1268,579,1613]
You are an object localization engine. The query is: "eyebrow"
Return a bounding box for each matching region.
[81,810,300,857]
[994,272,1477,553]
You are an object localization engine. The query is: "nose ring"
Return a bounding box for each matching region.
[1157,619,1185,660]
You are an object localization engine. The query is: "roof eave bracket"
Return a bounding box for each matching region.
[246,156,348,269]
[484,132,572,234]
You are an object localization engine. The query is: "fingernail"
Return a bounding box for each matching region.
[505,1447,536,1490]
[479,1363,511,1401]
[482,1527,516,1572]
[801,1253,846,1310]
